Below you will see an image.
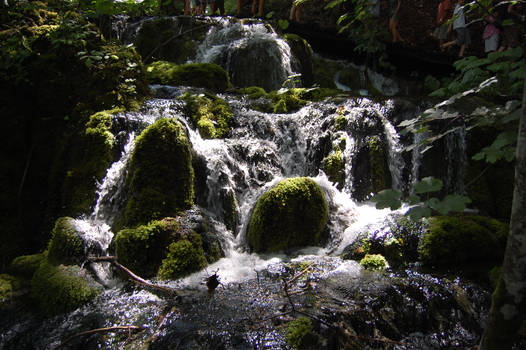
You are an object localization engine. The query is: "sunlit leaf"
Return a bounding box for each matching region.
[414,177,442,194]
[370,189,402,210]
[407,205,431,221]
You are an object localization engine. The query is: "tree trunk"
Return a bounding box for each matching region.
[479,78,526,349]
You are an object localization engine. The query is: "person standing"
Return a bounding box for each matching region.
[433,0,453,49]
[441,0,470,58]
[483,11,500,53]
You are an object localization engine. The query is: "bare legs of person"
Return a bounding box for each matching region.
[237,0,263,17]
[289,1,301,22]
[389,16,404,42]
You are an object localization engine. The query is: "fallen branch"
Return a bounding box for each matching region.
[52,325,143,349]
[88,256,175,295]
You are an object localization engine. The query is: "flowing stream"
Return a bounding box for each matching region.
[0,18,493,350]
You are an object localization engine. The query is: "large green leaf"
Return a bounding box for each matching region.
[370,189,402,210]
[414,177,442,194]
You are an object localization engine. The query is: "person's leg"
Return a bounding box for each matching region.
[236,0,243,15]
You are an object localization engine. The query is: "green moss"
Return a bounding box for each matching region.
[334,113,348,131]
[285,316,313,350]
[321,149,343,187]
[360,254,387,270]
[488,266,501,289]
[9,252,46,279]
[114,220,172,278]
[418,215,508,266]
[180,92,233,139]
[47,217,84,265]
[342,236,371,260]
[146,61,230,92]
[247,177,329,253]
[234,86,267,99]
[0,274,18,301]
[270,89,308,113]
[384,237,403,267]
[31,261,100,315]
[369,136,388,193]
[157,232,207,280]
[60,108,119,216]
[124,118,194,227]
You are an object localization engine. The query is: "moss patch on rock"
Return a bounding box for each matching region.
[47,217,84,265]
[180,92,233,139]
[115,220,172,278]
[146,61,230,92]
[285,316,314,350]
[247,177,328,253]
[31,261,100,315]
[360,254,387,270]
[321,149,343,188]
[157,232,207,280]
[418,215,508,266]
[0,274,20,302]
[9,252,47,279]
[123,118,194,228]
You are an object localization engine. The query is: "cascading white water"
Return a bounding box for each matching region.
[193,18,296,90]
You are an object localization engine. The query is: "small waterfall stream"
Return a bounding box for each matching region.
[0,19,492,350]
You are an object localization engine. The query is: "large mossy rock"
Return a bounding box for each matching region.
[115,220,173,277]
[9,253,47,280]
[31,261,101,315]
[418,215,508,266]
[146,61,230,92]
[283,34,314,87]
[247,177,329,253]
[115,216,214,279]
[123,118,194,228]
[47,217,84,265]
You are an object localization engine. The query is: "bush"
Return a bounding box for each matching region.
[285,316,314,349]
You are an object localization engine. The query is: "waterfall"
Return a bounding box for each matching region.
[193,18,295,90]
[445,126,467,194]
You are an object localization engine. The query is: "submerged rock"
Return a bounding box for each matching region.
[247,177,329,252]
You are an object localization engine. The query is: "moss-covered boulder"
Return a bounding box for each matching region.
[9,252,47,279]
[369,135,389,193]
[31,261,101,315]
[115,220,173,277]
[47,217,84,265]
[321,149,343,188]
[180,92,233,139]
[60,109,119,216]
[247,177,329,252]
[0,274,20,302]
[146,61,230,92]
[157,232,208,280]
[115,217,211,279]
[123,118,194,227]
[418,215,508,266]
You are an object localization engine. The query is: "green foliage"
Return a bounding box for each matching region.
[360,253,387,270]
[247,177,329,253]
[31,261,100,315]
[157,232,207,280]
[146,61,230,92]
[371,177,471,220]
[233,86,267,99]
[285,316,313,350]
[179,92,233,139]
[114,220,172,277]
[418,215,508,266]
[124,118,194,227]
[472,130,517,163]
[0,274,20,302]
[47,217,84,265]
